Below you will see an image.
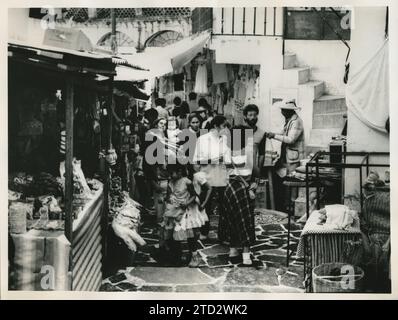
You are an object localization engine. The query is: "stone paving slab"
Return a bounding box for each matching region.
[140,285,174,292]
[102,210,305,293]
[224,267,280,287]
[222,286,271,293]
[175,284,221,292]
[201,244,230,256]
[129,267,212,285]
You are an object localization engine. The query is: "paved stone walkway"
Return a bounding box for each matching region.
[101,209,305,293]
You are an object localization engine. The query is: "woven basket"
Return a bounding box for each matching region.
[312,262,364,293]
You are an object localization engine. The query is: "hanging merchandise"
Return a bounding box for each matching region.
[211,61,228,85]
[173,73,184,91]
[346,40,389,133]
[233,75,247,126]
[159,77,167,95]
[194,57,208,95]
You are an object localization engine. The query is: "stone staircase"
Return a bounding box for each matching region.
[280,52,347,156]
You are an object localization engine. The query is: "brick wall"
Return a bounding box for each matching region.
[192,8,213,34]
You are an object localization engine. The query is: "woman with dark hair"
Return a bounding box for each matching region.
[196,98,214,130]
[188,113,201,137]
[177,101,190,130]
[143,117,169,227]
[193,115,232,240]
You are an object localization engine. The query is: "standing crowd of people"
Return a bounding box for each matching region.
[130,94,305,268]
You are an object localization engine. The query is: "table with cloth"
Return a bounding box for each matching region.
[10,185,104,291]
[297,209,362,292]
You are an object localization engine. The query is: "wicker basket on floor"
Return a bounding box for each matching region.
[312,262,364,293]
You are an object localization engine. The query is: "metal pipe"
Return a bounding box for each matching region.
[242,8,246,34]
[273,7,276,36]
[232,8,235,35]
[264,7,267,35]
[253,7,256,34]
[221,8,224,34]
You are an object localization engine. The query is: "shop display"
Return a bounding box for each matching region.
[194,60,208,94]
[109,176,145,252]
[317,204,358,230]
[9,202,32,234]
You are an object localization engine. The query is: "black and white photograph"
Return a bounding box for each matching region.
[2,1,396,299]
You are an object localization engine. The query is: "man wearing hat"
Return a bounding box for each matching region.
[266,100,304,210]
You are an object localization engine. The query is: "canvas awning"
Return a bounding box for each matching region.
[114,65,149,82]
[8,39,147,77]
[113,82,150,101]
[124,30,211,79]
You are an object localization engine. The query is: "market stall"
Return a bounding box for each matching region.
[7,40,143,291]
[116,29,263,126]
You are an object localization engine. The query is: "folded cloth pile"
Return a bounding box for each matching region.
[29,172,63,197]
[109,175,145,252]
[318,204,358,230]
[8,172,34,194]
[111,191,146,252]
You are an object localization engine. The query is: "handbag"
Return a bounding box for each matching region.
[264,138,278,166]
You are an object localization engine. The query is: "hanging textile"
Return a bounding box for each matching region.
[211,61,228,84]
[346,40,389,133]
[173,73,184,91]
[194,62,208,94]
[159,77,167,95]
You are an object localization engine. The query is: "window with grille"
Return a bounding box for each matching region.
[60,7,191,22]
[144,30,183,48]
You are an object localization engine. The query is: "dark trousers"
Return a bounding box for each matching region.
[200,187,226,238]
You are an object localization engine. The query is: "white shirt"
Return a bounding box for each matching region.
[193,130,231,187]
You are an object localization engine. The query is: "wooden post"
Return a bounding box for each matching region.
[110,9,117,55]
[64,80,74,243]
[101,78,114,274]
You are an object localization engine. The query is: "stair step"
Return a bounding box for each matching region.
[299,80,325,100]
[313,112,347,129]
[313,95,347,114]
[282,67,310,86]
[283,52,297,69]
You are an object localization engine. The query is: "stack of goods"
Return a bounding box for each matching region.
[317,204,358,230]
[8,170,102,233]
[30,172,64,197]
[109,176,146,252]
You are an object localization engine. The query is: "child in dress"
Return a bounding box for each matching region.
[162,164,208,267]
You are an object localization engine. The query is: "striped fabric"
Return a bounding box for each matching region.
[72,187,104,291]
[361,190,390,235]
[59,130,66,155]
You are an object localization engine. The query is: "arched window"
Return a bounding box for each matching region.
[144,30,183,48]
[97,31,135,48]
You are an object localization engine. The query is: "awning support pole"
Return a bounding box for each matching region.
[65,80,74,243]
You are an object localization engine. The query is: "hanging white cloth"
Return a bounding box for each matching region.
[346,39,389,133]
[194,63,208,94]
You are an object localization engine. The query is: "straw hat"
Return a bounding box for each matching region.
[279,100,301,110]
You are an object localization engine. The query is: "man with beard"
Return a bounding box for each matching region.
[217,104,266,249]
[230,104,266,180]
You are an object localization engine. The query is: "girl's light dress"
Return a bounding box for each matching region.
[163,177,208,241]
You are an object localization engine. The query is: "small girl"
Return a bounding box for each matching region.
[162,164,208,267]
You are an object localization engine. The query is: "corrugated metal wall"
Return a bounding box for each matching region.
[71,192,104,291]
